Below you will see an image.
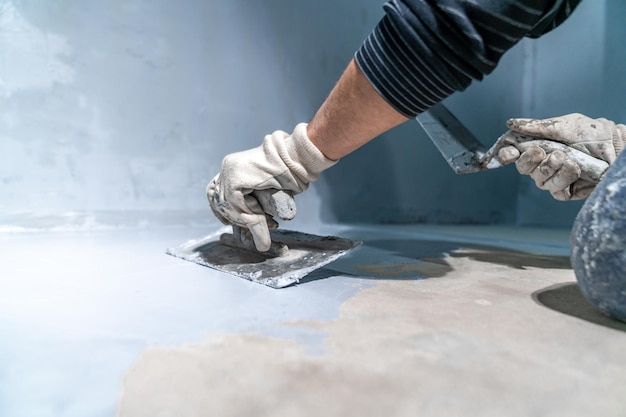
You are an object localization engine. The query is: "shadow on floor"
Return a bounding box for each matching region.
[532,282,626,332]
[300,237,626,332]
[298,267,358,285]
[367,239,572,270]
[448,247,571,270]
[300,237,572,283]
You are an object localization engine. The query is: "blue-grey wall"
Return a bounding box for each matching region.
[513,0,626,227]
[0,0,363,228]
[319,0,625,228]
[0,0,622,230]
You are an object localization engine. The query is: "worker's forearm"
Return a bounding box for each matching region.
[307,59,408,161]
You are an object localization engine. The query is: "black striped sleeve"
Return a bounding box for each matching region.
[355,0,581,118]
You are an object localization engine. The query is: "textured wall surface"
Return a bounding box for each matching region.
[0,0,622,228]
[0,0,371,225]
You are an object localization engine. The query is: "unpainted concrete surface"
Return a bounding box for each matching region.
[118,226,626,417]
[1,224,624,417]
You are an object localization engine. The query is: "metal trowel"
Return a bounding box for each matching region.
[166,190,361,289]
[417,103,609,182]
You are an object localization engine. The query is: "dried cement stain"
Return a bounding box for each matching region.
[117,251,626,417]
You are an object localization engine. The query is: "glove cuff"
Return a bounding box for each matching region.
[282,123,338,182]
[614,124,626,157]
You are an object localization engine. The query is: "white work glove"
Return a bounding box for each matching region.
[207,123,337,251]
[498,114,626,200]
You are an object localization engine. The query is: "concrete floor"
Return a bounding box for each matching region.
[1,223,625,417]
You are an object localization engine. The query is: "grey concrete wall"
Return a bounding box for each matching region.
[0,0,621,229]
[324,0,624,228]
[0,0,373,227]
[318,4,526,225]
[513,0,620,227]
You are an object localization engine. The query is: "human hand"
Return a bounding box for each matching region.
[206,123,337,251]
[497,114,626,200]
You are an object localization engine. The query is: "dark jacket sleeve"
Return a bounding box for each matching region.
[354,0,582,118]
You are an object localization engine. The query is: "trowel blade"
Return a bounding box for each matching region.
[416,103,488,174]
[166,229,361,289]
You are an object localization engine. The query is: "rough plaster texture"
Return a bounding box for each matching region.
[572,150,626,321]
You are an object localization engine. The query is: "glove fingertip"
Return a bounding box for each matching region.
[248,220,272,252]
[550,189,572,201]
[515,146,546,175]
[497,146,520,165]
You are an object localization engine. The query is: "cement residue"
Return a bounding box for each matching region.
[117,252,626,417]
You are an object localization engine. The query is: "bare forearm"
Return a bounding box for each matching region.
[306,59,408,161]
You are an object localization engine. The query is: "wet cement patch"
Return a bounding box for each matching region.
[355,260,452,279]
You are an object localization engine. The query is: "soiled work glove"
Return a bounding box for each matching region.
[206,123,337,251]
[498,114,626,200]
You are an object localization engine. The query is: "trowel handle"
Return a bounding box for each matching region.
[252,189,297,220]
[483,132,610,183]
[516,140,608,183]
